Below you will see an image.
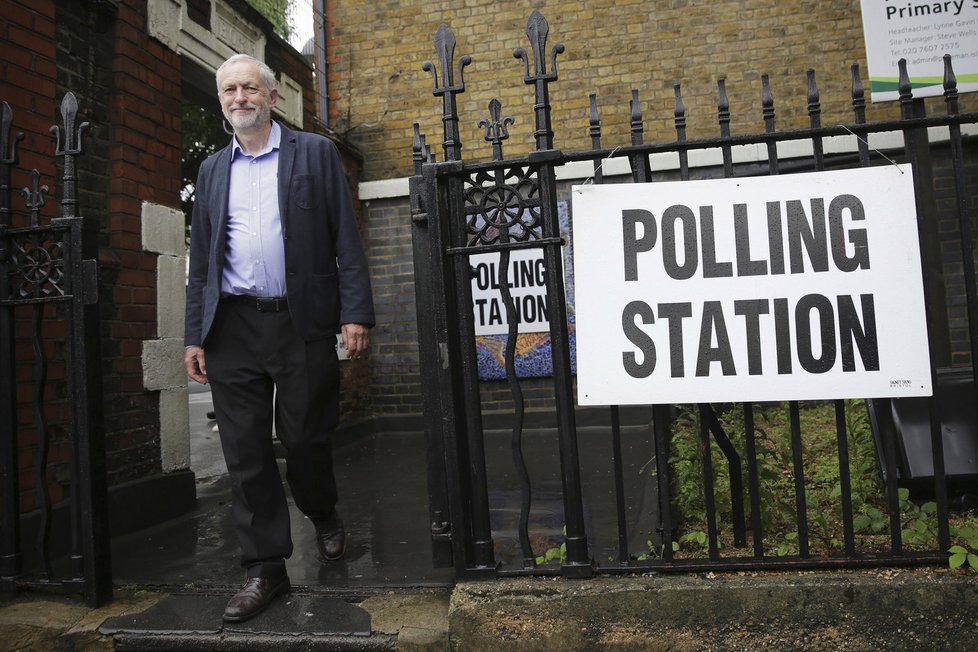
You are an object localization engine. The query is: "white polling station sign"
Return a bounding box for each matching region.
[470,248,551,336]
[572,165,932,405]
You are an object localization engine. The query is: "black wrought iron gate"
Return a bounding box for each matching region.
[412,13,594,578]
[0,94,111,605]
[411,11,978,580]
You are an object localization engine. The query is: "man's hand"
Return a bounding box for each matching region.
[184,346,208,384]
[341,323,370,360]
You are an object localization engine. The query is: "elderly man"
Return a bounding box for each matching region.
[184,54,375,623]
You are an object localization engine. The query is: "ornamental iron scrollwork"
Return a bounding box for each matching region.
[466,99,541,247]
[8,231,67,302]
[463,167,541,247]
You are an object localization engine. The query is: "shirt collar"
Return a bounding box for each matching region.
[230,121,282,158]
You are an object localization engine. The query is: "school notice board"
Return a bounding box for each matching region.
[859,0,978,101]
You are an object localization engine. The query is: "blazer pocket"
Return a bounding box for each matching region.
[291,174,319,210]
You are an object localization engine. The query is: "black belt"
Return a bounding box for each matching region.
[224,295,289,312]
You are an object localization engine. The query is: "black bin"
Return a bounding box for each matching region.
[867,366,978,498]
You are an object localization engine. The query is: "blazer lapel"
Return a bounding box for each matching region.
[278,124,297,238]
[210,144,233,276]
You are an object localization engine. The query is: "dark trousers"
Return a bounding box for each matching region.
[205,298,341,578]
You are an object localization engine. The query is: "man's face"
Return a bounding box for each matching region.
[218,61,278,132]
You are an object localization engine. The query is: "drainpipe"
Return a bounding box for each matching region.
[315,0,328,125]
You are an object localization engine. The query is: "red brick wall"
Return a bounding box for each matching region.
[99,0,183,486]
[1,0,184,511]
[0,0,58,212]
[1,0,63,512]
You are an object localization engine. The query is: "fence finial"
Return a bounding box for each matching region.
[422,24,471,161]
[514,11,563,151]
[0,102,22,165]
[673,84,687,135]
[629,89,644,146]
[21,169,48,227]
[850,64,866,119]
[50,93,89,218]
[761,74,775,131]
[898,58,913,103]
[411,123,426,175]
[717,78,731,136]
[478,98,514,161]
[1,101,25,227]
[943,54,958,116]
[807,69,821,128]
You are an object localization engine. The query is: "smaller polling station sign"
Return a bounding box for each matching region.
[859,0,978,101]
[572,166,932,406]
[470,248,551,336]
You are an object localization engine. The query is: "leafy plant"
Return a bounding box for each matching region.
[775,531,799,557]
[679,530,710,552]
[898,488,939,547]
[636,539,680,561]
[852,506,886,533]
[948,545,978,570]
[948,526,978,571]
[664,399,978,569]
[535,527,567,566]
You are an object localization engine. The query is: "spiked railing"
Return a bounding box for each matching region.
[410,11,978,580]
[0,93,110,606]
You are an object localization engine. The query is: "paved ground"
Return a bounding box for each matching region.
[4,567,976,650]
[111,385,455,591]
[3,385,454,650]
[112,386,656,592]
[3,387,977,650]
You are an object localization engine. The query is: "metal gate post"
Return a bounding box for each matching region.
[518,11,591,575]
[417,158,472,574]
[55,92,111,605]
[421,24,498,576]
[411,129,454,568]
[446,171,498,573]
[0,278,17,584]
[63,214,111,606]
[0,100,21,584]
[898,63,951,552]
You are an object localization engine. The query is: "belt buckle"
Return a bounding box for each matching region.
[256,297,275,312]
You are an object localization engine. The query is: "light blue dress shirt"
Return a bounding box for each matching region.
[221,121,287,298]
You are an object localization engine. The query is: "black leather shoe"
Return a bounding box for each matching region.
[222,575,290,623]
[315,515,346,562]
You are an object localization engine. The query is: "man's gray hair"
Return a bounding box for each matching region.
[215,54,278,94]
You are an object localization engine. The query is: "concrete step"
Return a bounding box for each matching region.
[1,589,450,651]
[449,570,978,650]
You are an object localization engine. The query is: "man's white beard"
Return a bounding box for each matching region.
[225,103,270,132]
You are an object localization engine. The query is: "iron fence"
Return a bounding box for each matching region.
[0,94,111,605]
[411,11,978,579]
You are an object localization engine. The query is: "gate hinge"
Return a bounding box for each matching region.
[431,510,450,537]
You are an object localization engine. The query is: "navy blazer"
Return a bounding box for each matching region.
[185,124,375,347]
